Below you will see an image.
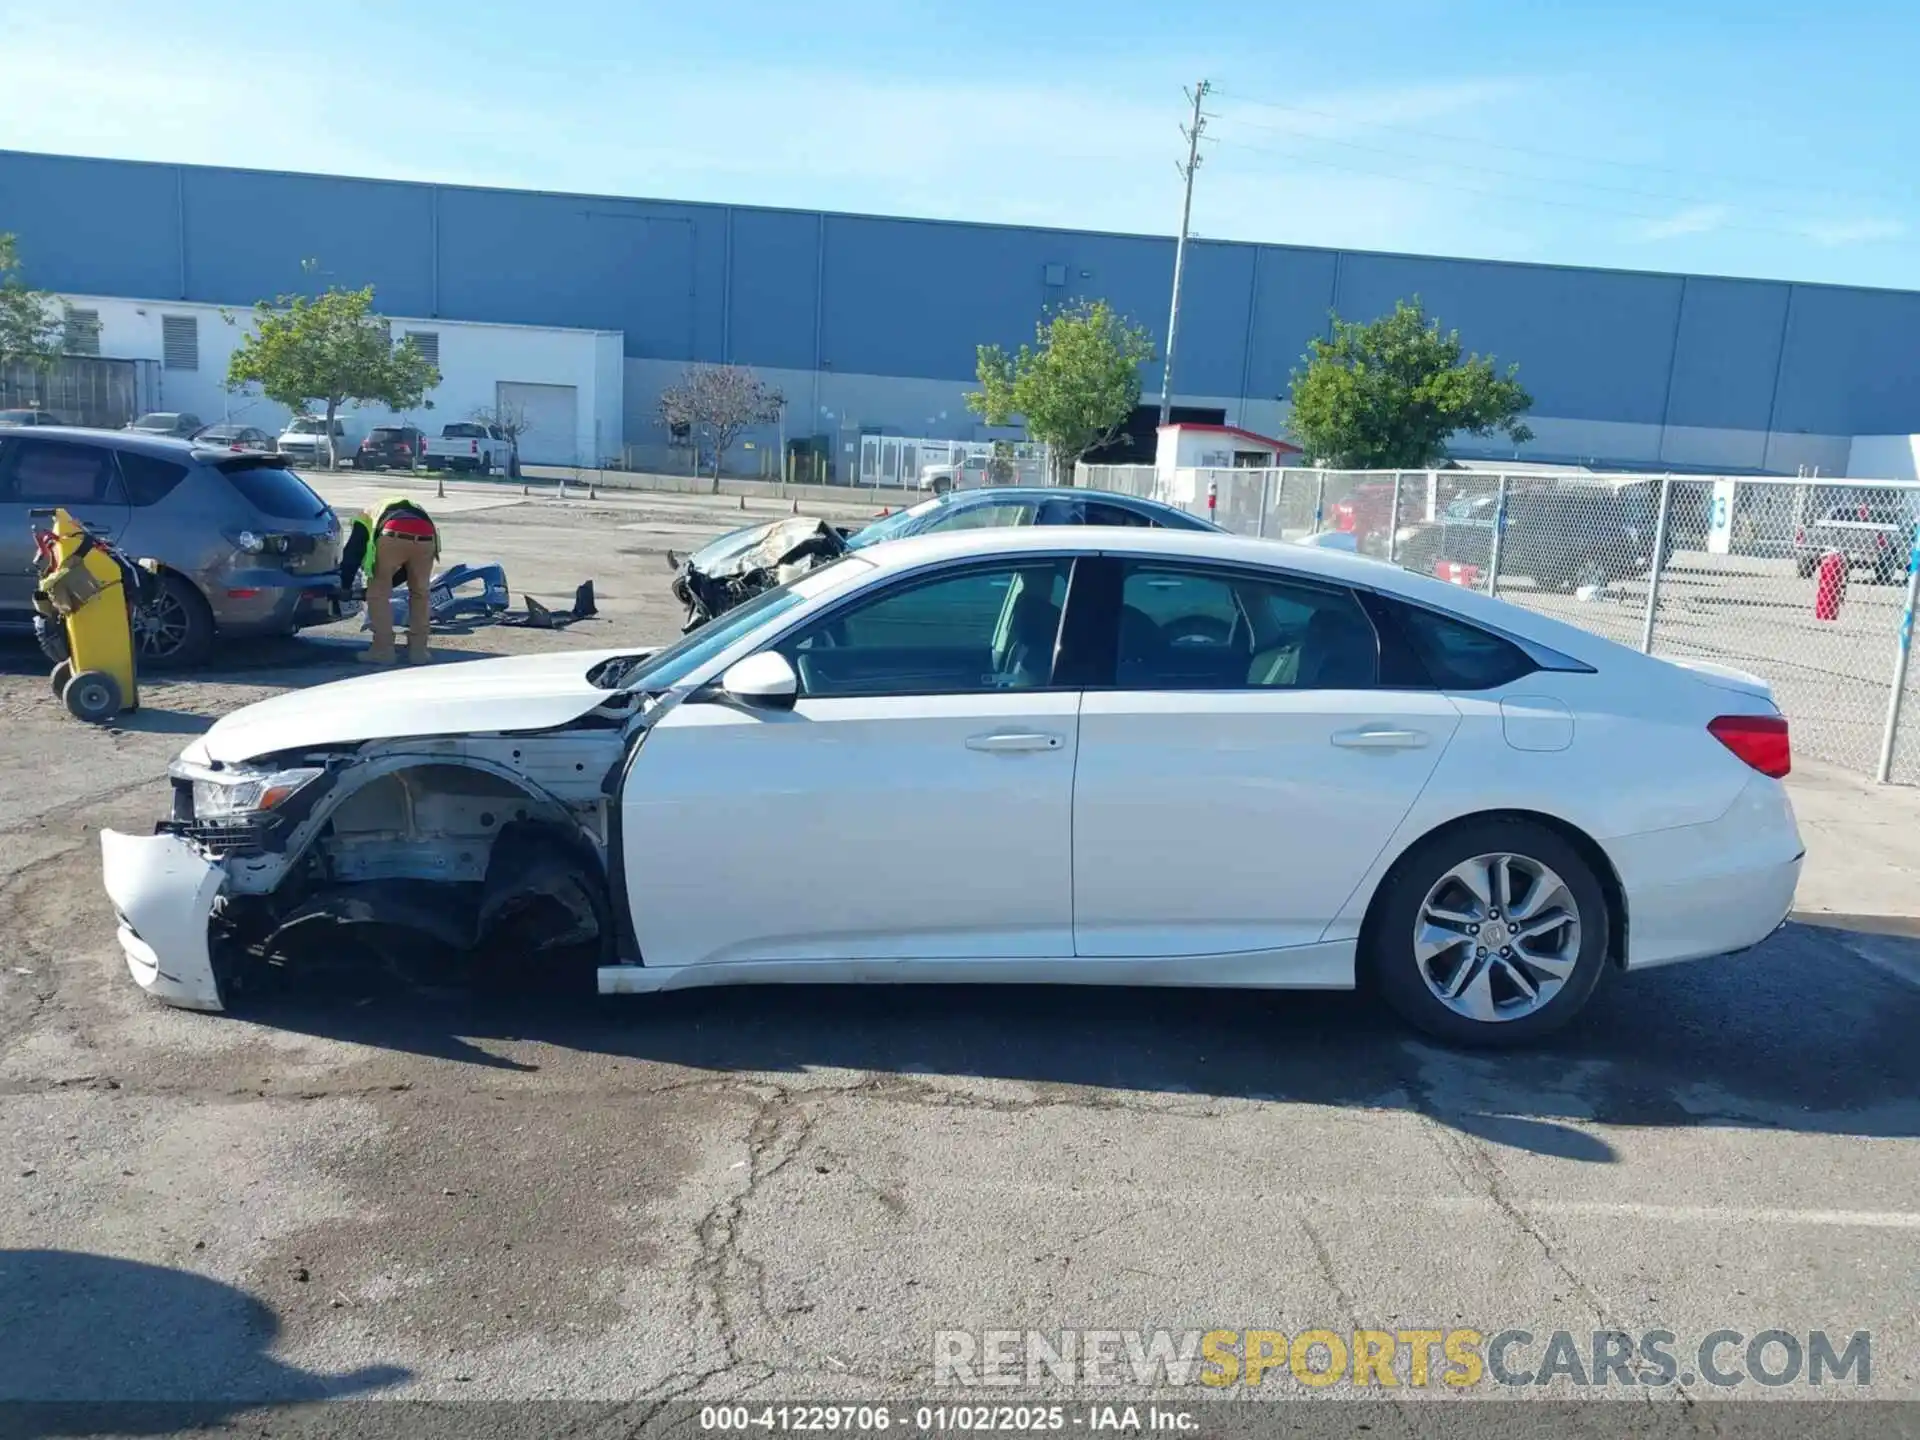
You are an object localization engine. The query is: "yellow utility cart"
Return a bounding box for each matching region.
[29,506,152,724]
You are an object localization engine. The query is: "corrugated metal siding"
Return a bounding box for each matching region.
[1664,276,1789,431]
[1,149,1917,443]
[1772,285,1920,435]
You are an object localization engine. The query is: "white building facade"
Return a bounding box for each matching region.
[54,294,624,467]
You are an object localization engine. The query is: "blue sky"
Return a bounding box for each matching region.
[4,0,1915,289]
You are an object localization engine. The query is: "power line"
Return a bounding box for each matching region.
[1206,131,1902,243]
[1159,80,1210,426]
[1211,111,1888,226]
[1208,88,1913,208]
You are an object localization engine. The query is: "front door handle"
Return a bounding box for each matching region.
[966,731,1064,753]
[1331,726,1429,750]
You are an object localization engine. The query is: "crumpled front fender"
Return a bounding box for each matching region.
[100,830,225,1012]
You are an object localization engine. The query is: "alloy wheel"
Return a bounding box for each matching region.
[133,588,191,661]
[1413,852,1582,1023]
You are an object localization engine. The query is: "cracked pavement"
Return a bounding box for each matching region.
[1,482,1917,1413]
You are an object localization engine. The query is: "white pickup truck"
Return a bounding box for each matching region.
[423,422,514,476]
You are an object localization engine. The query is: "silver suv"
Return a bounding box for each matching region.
[1,429,345,666]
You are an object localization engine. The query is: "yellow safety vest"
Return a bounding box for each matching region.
[351,495,440,576]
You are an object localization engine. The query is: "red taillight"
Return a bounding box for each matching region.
[1794,527,1805,545]
[471,440,479,455]
[1708,714,1791,778]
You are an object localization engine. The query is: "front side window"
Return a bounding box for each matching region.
[778,559,1072,698]
[1112,562,1378,691]
[3,440,123,505]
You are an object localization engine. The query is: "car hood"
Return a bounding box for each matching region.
[185,649,641,765]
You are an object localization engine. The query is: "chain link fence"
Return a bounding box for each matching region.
[1072,463,1920,786]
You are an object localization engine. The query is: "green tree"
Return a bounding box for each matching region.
[1286,297,1534,469]
[0,233,63,376]
[226,268,440,468]
[967,299,1155,482]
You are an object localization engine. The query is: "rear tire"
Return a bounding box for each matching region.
[1794,554,1818,579]
[134,572,215,670]
[477,454,493,478]
[1365,817,1611,1047]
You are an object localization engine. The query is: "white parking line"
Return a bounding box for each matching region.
[1475,1199,1920,1230]
[1838,934,1920,991]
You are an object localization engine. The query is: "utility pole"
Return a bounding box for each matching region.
[1158,79,1210,427]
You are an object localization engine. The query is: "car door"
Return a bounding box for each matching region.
[0,436,133,614]
[1072,557,1461,958]
[623,556,1082,969]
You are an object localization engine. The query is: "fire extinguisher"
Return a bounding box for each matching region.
[1814,550,1849,621]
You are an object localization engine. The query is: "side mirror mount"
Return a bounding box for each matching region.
[720,651,798,710]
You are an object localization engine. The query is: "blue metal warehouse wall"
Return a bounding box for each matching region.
[5,149,1917,471]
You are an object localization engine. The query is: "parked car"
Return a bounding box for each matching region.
[423,422,514,475]
[125,412,204,439]
[0,408,64,427]
[276,415,369,468]
[1325,481,1399,555]
[1393,484,1660,592]
[102,526,1801,1045]
[1791,497,1918,583]
[917,452,993,494]
[355,424,427,471]
[193,424,278,454]
[0,428,346,667]
[669,486,1220,628]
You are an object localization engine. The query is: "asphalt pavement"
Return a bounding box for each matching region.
[0,482,1915,1419]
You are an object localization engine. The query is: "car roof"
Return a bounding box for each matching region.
[853,524,1630,668]
[938,486,1214,522]
[0,425,208,460]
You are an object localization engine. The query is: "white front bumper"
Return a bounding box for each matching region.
[100,830,226,1011]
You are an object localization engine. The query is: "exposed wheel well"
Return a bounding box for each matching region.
[1358,809,1629,977]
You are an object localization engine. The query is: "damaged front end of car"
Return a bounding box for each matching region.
[668,516,850,631]
[104,708,642,1011]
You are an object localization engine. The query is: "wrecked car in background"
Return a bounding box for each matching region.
[668,516,850,631]
[667,487,1223,629]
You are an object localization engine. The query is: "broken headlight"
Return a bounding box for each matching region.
[175,762,324,822]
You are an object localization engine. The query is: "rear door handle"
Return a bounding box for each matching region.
[966,731,1064,753]
[1331,726,1429,750]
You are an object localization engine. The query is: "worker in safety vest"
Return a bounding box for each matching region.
[339,495,440,664]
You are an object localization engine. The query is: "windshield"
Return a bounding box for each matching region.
[846,495,947,549]
[623,556,869,692]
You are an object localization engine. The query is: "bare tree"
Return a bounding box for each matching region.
[470,401,531,474]
[657,364,784,490]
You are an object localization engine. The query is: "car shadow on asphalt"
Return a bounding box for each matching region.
[0,1249,408,1422]
[234,921,1920,1162]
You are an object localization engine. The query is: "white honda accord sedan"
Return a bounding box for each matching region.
[101,526,1803,1044]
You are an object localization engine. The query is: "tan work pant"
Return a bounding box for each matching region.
[365,533,436,662]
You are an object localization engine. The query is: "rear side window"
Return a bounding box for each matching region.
[218,459,327,520]
[116,451,191,506]
[1377,598,1536,690]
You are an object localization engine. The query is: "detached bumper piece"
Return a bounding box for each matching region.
[100,830,226,1012]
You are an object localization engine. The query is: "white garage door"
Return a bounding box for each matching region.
[497,382,579,466]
